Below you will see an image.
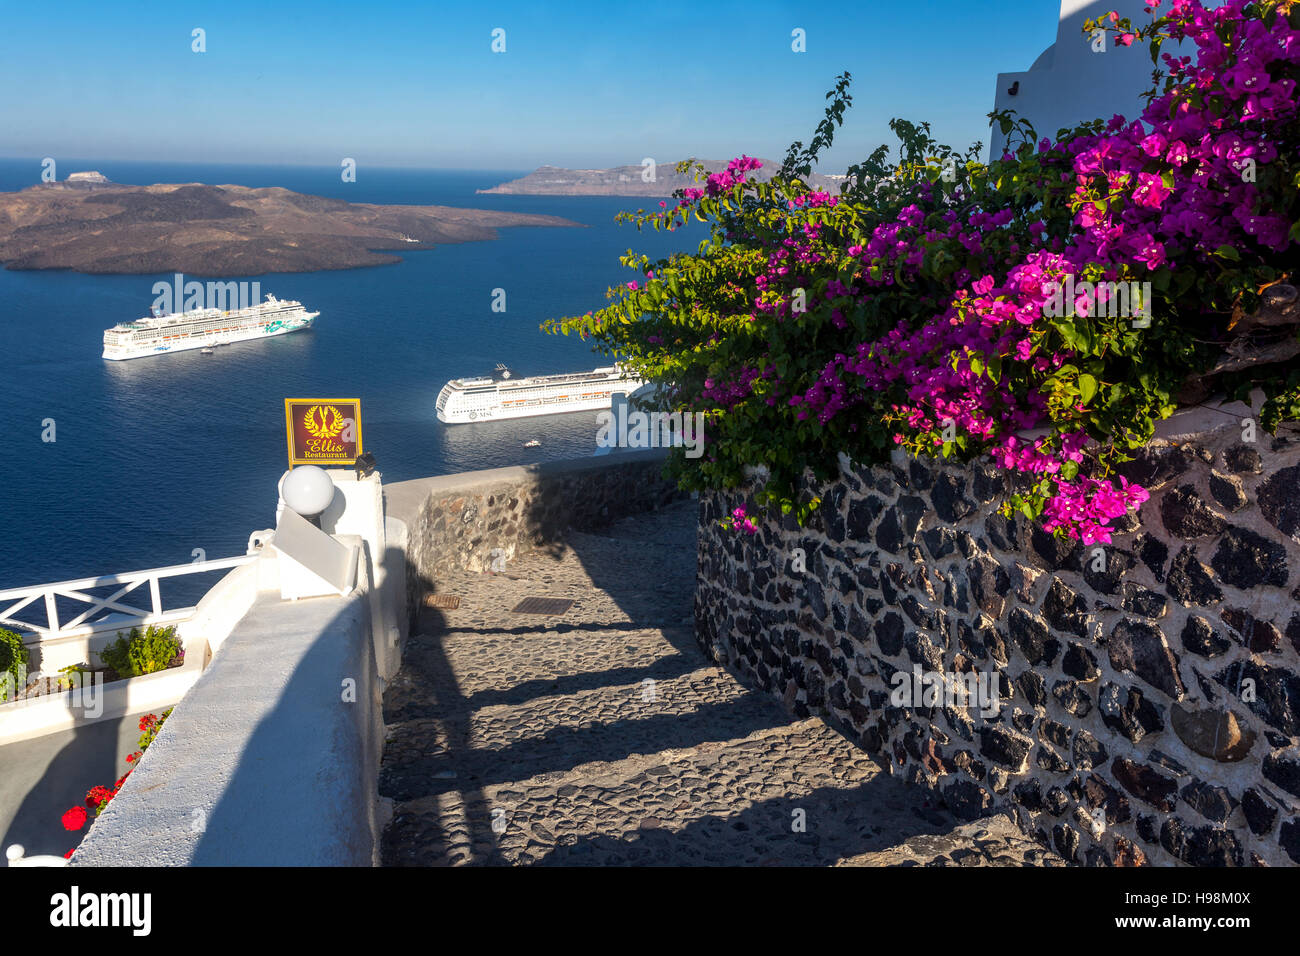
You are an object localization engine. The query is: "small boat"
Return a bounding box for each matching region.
[200,346,215,354]
[524,439,541,448]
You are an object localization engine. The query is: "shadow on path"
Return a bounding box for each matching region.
[533,777,965,867]
[1,711,144,858]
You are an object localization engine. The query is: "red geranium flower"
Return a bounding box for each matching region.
[62,806,87,831]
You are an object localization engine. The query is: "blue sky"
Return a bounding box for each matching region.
[0,0,1063,171]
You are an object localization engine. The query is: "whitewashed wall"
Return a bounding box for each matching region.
[988,0,1168,158]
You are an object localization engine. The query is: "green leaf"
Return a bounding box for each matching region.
[1213,244,1241,261]
[1077,373,1098,403]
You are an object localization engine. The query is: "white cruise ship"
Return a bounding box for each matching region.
[102,294,318,360]
[436,364,644,423]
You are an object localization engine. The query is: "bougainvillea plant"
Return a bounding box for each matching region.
[547,0,1299,545]
[61,709,171,858]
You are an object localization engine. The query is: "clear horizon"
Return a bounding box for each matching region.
[1,0,1065,173]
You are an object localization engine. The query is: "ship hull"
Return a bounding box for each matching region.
[103,314,316,361]
[436,391,636,424]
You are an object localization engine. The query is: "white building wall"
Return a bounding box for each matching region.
[988,0,1168,158]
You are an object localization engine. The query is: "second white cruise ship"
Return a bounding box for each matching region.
[102,294,318,360]
[436,364,644,423]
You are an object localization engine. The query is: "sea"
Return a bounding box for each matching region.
[0,158,693,604]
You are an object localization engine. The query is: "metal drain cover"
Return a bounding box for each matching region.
[423,594,462,609]
[510,597,574,615]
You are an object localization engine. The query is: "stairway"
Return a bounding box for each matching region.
[379,499,1062,866]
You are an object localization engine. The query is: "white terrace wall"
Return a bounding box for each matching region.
[70,543,389,867]
[696,414,1300,866]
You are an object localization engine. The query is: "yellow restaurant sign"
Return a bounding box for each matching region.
[284,398,363,467]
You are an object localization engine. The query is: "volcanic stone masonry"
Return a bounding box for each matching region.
[696,422,1300,866]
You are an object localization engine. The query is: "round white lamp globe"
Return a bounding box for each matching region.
[282,465,336,517]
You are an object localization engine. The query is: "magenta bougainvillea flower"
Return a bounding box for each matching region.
[560,0,1297,545]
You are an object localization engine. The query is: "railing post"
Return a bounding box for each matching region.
[43,592,59,636]
[149,576,162,616]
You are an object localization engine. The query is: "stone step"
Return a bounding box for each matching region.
[836,815,1070,867]
[386,624,696,709]
[383,714,1066,867]
[381,663,786,801]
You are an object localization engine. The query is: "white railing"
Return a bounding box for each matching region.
[6,845,68,867]
[0,555,257,640]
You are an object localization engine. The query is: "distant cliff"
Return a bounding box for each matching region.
[478,160,846,197]
[0,180,582,276]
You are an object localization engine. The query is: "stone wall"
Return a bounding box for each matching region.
[696,416,1300,866]
[388,450,685,623]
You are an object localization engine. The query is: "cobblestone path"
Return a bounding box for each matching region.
[380,499,1064,866]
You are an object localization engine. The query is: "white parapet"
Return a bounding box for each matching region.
[69,553,388,866]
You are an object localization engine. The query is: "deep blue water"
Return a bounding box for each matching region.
[0,159,691,597]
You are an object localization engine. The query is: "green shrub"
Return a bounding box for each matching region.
[0,628,29,702]
[58,663,92,690]
[98,625,182,678]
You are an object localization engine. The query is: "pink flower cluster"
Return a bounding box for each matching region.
[645,0,1295,542]
[703,365,764,406]
[1065,9,1296,267]
[789,0,1292,540]
[730,505,759,535]
[793,252,1069,439]
[681,156,764,204]
[788,190,839,209]
[1042,475,1151,544]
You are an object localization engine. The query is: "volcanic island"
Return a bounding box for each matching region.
[0,174,583,276]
